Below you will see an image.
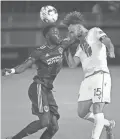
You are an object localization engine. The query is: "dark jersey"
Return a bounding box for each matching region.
[30,43,66,88]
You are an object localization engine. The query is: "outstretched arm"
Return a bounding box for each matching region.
[14,57,35,74]
[64,47,80,68]
[2,48,40,76]
[2,57,35,76]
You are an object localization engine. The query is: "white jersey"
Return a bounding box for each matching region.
[75,27,109,77]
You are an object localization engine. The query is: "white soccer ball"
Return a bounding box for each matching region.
[40,5,58,23]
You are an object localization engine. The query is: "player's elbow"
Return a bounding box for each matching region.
[15,64,31,74]
[105,38,114,49]
[102,37,112,46]
[15,67,26,74]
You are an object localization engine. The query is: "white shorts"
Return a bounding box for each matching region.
[78,71,111,103]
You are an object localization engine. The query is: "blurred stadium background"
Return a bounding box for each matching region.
[1,1,120,139]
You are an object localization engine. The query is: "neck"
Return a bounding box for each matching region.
[46,41,56,49]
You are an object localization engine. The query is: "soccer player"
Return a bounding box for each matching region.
[2,24,77,139]
[63,11,115,139]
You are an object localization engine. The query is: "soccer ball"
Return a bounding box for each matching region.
[40,5,58,23]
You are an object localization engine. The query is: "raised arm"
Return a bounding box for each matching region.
[2,49,40,76]
[64,46,81,68]
[14,57,35,74]
[96,28,115,58]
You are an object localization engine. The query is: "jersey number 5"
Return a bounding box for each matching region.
[94,88,102,100]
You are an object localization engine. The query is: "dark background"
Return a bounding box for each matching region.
[1,1,120,68]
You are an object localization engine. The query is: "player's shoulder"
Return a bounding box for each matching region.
[34,44,48,53]
[36,44,47,51]
[90,27,103,33]
[88,27,104,38]
[30,45,47,58]
[88,27,97,33]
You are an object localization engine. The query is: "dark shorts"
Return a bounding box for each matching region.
[28,82,60,120]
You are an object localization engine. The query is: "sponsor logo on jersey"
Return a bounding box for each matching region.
[44,106,49,112]
[47,55,62,65]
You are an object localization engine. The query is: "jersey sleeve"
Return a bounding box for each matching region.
[95,27,107,41]
[29,48,41,60]
[74,44,82,58]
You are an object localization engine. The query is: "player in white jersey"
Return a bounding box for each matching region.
[63,11,115,139]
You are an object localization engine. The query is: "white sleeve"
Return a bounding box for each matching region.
[95,27,107,41]
[74,44,82,58]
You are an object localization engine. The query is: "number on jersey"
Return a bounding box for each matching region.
[94,88,102,100]
[81,39,92,57]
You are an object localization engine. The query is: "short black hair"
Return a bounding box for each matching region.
[42,24,56,37]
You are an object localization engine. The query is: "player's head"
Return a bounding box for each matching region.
[63,11,87,38]
[43,24,61,45]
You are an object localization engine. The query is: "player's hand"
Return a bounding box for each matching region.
[2,68,14,76]
[107,51,115,58]
[68,33,80,44]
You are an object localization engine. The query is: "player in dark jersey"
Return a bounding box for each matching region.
[2,24,78,139]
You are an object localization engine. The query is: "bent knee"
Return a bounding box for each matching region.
[44,119,52,128]
[93,102,105,114]
[54,124,59,133]
[77,108,90,119]
[39,115,51,127]
[42,119,50,127]
[50,124,59,135]
[77,101,92,118]
[78,110,86,118]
